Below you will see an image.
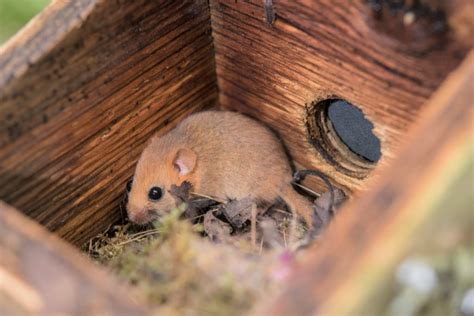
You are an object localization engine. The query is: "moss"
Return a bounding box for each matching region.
[85,204,276,315]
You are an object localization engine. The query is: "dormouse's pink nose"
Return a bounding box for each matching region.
[128,211,148,224]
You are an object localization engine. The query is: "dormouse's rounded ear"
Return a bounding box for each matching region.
[173,148,197,176]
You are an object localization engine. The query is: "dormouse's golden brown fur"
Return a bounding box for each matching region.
[127,111,314,226]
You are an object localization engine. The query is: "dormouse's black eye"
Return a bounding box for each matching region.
[126,179,133,192]
[148,187,163,201]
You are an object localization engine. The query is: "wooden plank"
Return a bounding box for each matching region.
[262,50,474,315]
[210,0,472,193]
[0,201,148,315]
[0,0,218,244]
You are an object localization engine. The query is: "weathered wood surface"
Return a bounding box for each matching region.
[0,0,217,244]
[0,200,148,315]
[210,0,472,193]
[262,50,474,315]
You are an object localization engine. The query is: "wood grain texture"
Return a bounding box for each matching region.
[262,50,474,316]
[0,0,217,245]
[210,0,472,193]
[0,201,148,315]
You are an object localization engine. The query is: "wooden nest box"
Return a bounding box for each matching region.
[1,0,472,314]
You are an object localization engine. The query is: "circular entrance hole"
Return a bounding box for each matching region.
[306,99,381,178]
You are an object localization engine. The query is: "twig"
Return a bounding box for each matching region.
[251,204,257,250]
[293,183,320,198]
[116,230,163,246]
[129,228,162,238]
[272,208,291,215]
[189,213,207,221]
[190,192,226,204]
[289,212,298,249]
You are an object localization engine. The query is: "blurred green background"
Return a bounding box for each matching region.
[0,0,49,44]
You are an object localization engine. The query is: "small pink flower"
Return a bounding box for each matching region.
[271,250,295,282]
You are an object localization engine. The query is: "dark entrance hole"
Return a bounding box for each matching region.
[306,99,381,178]
[328,100,381,163]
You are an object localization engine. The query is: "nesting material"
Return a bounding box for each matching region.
[84,183,346,315]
